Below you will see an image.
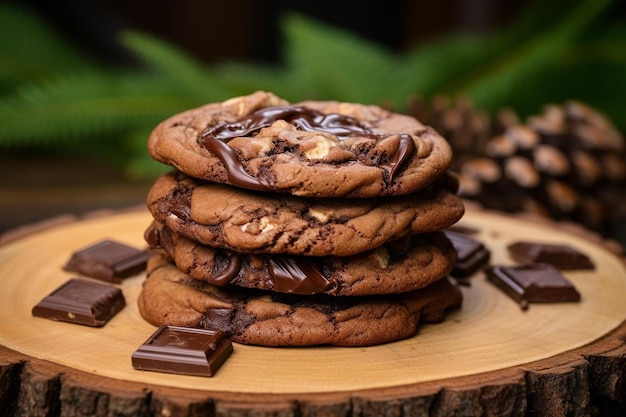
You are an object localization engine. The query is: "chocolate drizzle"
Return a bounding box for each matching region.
[202,139,273,191]
[379,135,416,179]
[199,105,416,190]
[202,106,374,141]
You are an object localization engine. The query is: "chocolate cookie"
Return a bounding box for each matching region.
[138,255,463,347]
[145,221,457,296]
[147,171,465,257]
[147,91,453,197]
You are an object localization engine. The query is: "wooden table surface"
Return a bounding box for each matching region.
[1,207,626,416]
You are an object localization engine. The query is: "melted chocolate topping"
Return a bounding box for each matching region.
[380,134,416,179]
[202,139,273,191]
[199,105,416,190]
[203,106,373,140]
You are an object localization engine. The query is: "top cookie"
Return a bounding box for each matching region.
[147,91,453,197]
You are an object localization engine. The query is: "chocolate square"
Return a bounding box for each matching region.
[444,230,490,278]
[32,278,126,327]
[64,240,149,283]
[507,241,595,270]
[486,263,581,310]
[132,326,233,377]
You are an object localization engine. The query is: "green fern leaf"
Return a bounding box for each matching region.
[447,0,616,110]
[0,72,198,149]
[0,4,97,88]
[281,13,397,104]
[390,33,494,104]
[120,31,235,102]
[213,62,298,101]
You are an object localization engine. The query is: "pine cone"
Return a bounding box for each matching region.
[407,94,520,171]
[457,101,626,235]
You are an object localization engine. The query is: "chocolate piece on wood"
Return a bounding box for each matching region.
[132,326,233,377]
[486,263,581,310]
[63,240,148,283]
[32,278,126,327]
[507,241,595,270]
[444,230,490,278]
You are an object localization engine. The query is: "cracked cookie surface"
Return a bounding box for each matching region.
[147,91,453,197]
[138,255,463,346]
[147,171,465,257]
[145,221,457,296]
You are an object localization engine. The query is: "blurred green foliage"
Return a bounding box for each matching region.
[0,0,624,178]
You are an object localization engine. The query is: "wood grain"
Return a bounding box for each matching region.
[1,208,625,416]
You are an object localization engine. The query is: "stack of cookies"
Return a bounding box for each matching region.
[138,91,465,346]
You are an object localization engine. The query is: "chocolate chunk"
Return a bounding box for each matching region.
[507,241,595,270]
[132,326,233,377]
[444,230,490,278]
[486,263,581,310]
[32,278,126,326]
[64,240,149,283]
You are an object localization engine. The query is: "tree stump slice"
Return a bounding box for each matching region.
[1,208,625,417]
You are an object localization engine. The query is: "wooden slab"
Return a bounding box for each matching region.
[1,208,626,416]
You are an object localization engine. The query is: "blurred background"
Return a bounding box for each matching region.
[1,0,625,243]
